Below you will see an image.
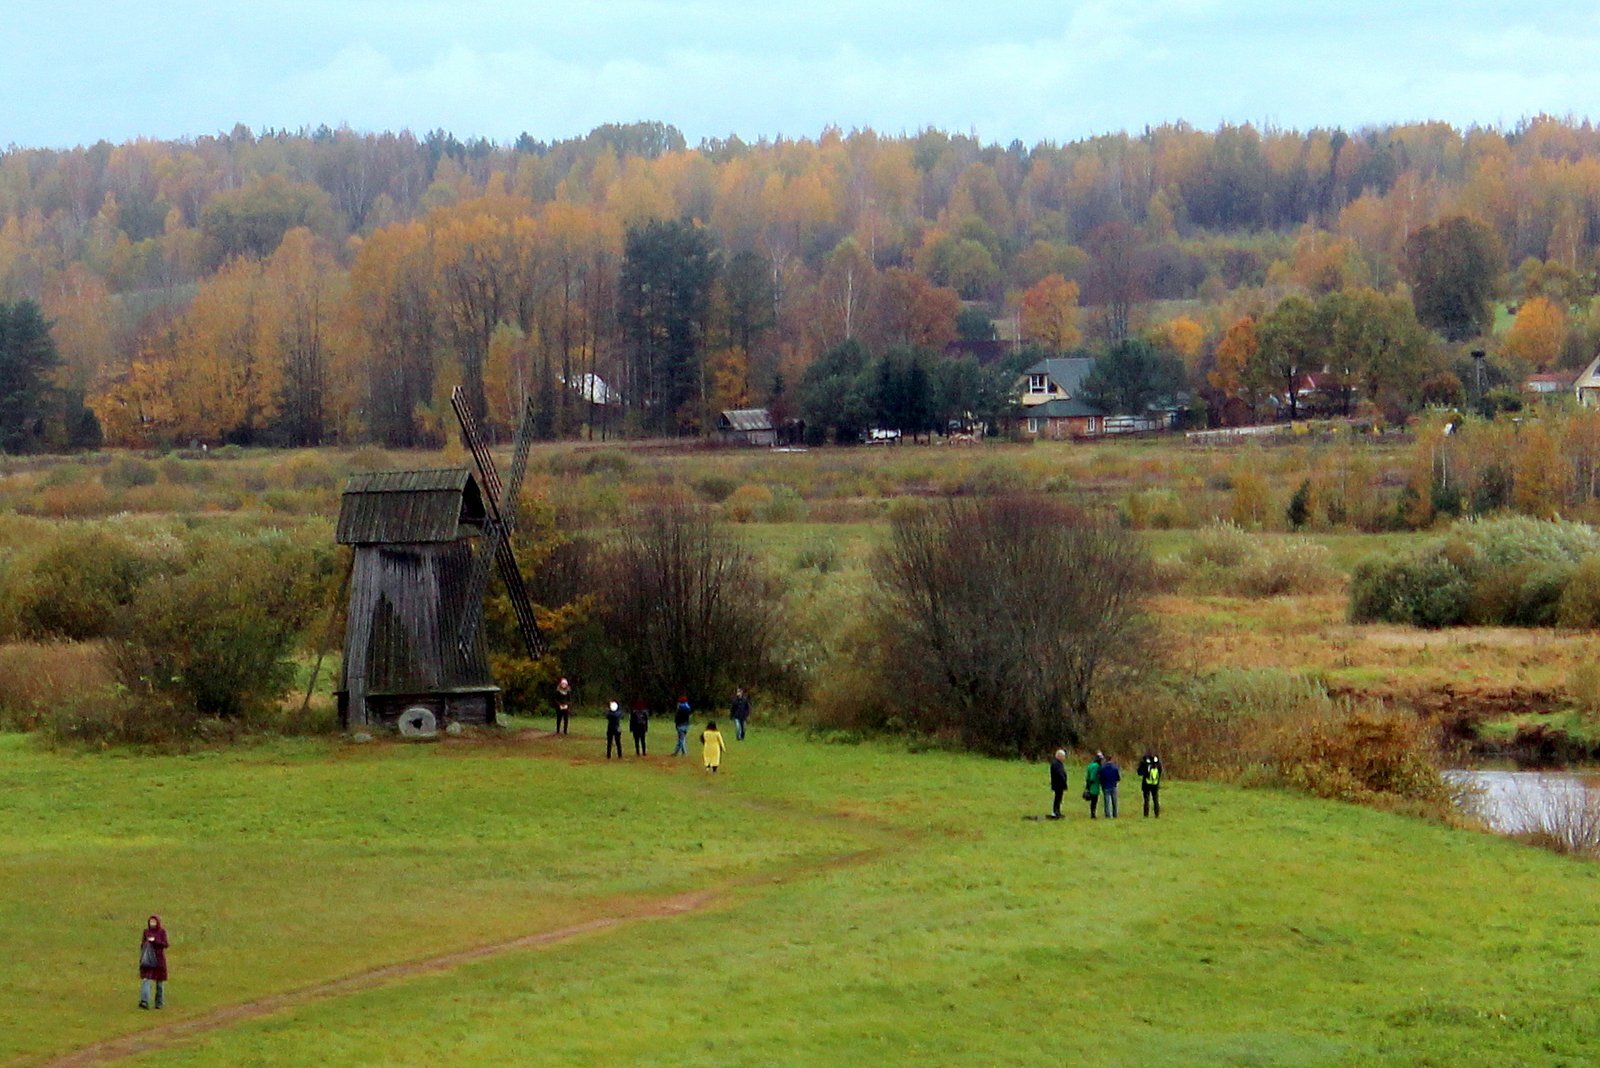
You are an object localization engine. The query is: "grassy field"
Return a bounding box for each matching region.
[6,724,1600,1066]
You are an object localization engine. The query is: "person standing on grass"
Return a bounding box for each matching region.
[605,701,624,759]
[1138,751,1163,818]
[702,720,726,773]
[1084,752,1102,819]
[554,677,572,735]
[730,687,751,740]
[1099,753,1122,819]
[630,699,650,756]
[1049,749,1068,819]
[138,915,168,1010]
[673,694,692,756]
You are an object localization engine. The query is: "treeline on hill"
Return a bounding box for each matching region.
[7,118,1600,449]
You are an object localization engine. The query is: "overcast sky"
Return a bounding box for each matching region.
[8,1,1600,149]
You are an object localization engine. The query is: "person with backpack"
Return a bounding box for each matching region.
[1138,751,1163,818]
[554,677,572,735]
[730,687,751,740]
[1098,753,1122,819]
[1083,752,1102,819]
[1048,749,1068,819]
[673,694,692,756]
[605,701,624,759]
[702,720,726,773]
[138,915,169,1009]
[629,700,650,756]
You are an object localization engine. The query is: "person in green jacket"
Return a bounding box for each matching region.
[1084,751,1103,819]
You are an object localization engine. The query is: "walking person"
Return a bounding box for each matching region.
[554,677,572,735]
[673,694,692,756]
[1099,753,1122,819]
[1084,751,1102,819]
[605,701,624,759]
[1049,749,1068,819]
[730,687,751,741]
[630,700,650,756]
[138,915,169,1009]
[1138,751,1163,818]
[702,720,726,773]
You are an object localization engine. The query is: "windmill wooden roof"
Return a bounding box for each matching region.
[336,468,487,545]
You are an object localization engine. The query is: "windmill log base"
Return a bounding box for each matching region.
[336,688,500,733]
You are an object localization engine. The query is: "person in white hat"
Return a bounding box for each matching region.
[605,701,624,759]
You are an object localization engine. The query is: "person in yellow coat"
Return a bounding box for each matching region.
[701,720,726,773]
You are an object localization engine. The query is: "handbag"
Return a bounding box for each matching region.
[140,940,158,969]
[1081,789,1094,802]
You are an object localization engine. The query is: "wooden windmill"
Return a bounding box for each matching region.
[335,388,545,733]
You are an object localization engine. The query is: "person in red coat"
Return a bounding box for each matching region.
[138,915,169,1009]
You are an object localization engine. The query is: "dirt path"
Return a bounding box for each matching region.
[43,825,893,1067]
[42,888,715,1067]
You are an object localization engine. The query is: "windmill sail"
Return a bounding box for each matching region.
[451,386,547,660]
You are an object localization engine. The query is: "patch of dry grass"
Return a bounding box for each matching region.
[0,641,112,730]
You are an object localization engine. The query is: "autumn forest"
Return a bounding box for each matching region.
[6,117,1600,449]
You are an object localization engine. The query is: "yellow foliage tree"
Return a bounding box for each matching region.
[1019,274,1081,352]
[1501,295,1566,372]
[1162,315,1206,369]
[706,346,749,414]
[1514,422,1569,518]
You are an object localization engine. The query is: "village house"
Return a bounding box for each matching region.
[1525,370,1578,401]
[1561,358,1600,409]
[1014,357,1175,439]
[1016,357,1102,438]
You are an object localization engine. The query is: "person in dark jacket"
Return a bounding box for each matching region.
[1048,749,1068,818]
[1098,754,1122,819]
[138,915,169,1009]
[673,694,692,755]
[730,687,751,740]
[1138,752,1163,817]
[629,700,650,755]
[554,677,572,735]
[605,701,624,758]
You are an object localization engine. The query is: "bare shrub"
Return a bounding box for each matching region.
[1504,778,1600,856]
[596,499,788,709]
[857,495,1157,756]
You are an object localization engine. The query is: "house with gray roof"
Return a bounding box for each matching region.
[1014,356,1176,439]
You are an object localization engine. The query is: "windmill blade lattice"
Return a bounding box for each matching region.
[451,386,547,660]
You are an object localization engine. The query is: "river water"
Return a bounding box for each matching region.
[1445,769,1599,833]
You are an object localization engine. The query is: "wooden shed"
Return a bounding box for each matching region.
[335,468,501,731]
[717,408,776,446]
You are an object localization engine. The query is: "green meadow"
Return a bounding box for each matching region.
[6,724,1600,1067]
